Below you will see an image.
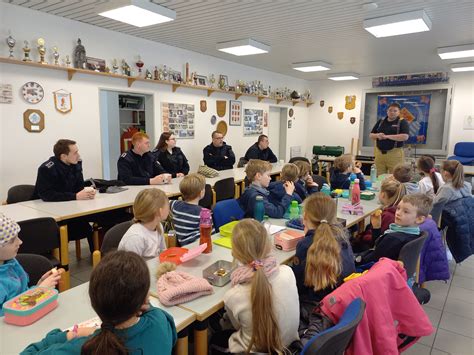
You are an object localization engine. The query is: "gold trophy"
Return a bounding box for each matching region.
[22,40,32,62]
[37,38,47,64]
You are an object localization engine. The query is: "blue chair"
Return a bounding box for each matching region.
[301,298,366,355]
[448,142,474,165]
[212,199,245,229]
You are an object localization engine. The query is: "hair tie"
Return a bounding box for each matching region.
[320,219,328,224]
[101,323,115,331]
[429,168,436,174]
[249,259,264,271]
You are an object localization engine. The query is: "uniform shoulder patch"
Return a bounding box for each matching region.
[121,153,127,158]
[45,161,54,169]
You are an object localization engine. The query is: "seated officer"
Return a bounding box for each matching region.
[202,131,235,171]
[244,134,278,163]
[34,139,94,250]
[117,132,168,185]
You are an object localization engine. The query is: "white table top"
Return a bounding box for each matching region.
[464,165,474,176]
[0,282,195,355]
[0,204,59,222]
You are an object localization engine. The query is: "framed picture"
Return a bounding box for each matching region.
[219,74,229,89]
[162,102,195,139]
[229,100,242,126]
[0,84,13,104]
[53,89,72,113]
[243,109,263,136]
[85,56,106,72]
[196,75,208,87]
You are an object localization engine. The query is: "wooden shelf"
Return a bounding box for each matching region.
[0,56,314,107]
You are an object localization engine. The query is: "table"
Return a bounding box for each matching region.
[0,204,59,222]
[0,282,195,355]
[464,165,474,176]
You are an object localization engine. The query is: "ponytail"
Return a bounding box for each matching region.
[304,222,342,291]
[442,160,464,189]
[381,178,406,207]
[81,325,128,355]
[417,156,440,193]
[249,267,283,354]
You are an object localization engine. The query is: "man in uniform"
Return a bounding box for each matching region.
[370,102,409,175]
[244,134,278,163]
[34,139,94,250]
[203,131,236,170]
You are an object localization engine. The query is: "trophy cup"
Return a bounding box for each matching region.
[52,46,60,65]
[145,69,152,79]
[112,59,119,74]
[136,56,144,76]
[37,38,47,64]
[22,41,31,62]
[153,66,159,80]
[6,35,16,58]
[65,55,71,67]
[209,74,216,88]
[122,60,131,76]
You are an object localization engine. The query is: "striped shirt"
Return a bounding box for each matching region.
[170,200,212,246]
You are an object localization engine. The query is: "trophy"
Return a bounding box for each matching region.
[37,38,47,64]
[112,59,119,74]
[52,46,60,65]
[136,56,144,76]
[153,66,159,80]
[6,35,16,58]
[163,65,169,81]
[209,74,216,88]
[122,60,131,76]
[145,69,152,79]
[65,55,71,67]
[22,41,31,62]
[73,38,86,69]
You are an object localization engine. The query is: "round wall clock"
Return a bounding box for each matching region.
[21,82,44,104]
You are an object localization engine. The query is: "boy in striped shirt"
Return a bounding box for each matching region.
[170,173,211,245]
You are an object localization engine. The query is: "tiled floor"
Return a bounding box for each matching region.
[68,241,474,354]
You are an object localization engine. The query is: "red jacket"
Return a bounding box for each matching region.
[320,258,433,355]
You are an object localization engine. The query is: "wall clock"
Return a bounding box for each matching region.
[23,109,45,132]
[21,82,44,104]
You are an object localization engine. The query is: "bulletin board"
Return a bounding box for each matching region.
[243,108,263,136]
[162,102,195,139]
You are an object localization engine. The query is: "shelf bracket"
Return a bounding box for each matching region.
[67,69,76,81]
[127,78,137,87]
[258,96,265,103]
[172,84,180,92]
[207,89,215,97]
[306,102,314,107]
[276,99,283,104]
[293,100,299,106]
[235,93,242,100]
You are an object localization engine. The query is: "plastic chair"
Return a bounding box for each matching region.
[398,232,428,283]
[448,142,474,165]
[92,220,132,268]
[212,199,245,230]
[289,156,310,164]
[16,253,54,287]
[213,177,238,201]
[6,184,35,204]
[301,298,366,355]
[199,184,215,209]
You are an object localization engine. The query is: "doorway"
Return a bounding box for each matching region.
[99,90,154,179]
[268,106,288,161]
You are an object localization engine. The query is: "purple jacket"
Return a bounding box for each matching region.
[419,218,450,283]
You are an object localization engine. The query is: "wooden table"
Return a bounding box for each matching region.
[0,282,195,355]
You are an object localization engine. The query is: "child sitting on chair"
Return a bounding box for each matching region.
[238,159,294,219]
[393,163,420,194]
[118,188,168,258]
[330,154,366,190]
[0,214,61,315]
[293,160,319,200]
[355,194,431,265]
[170,173,212,246]
[268,163,303,204]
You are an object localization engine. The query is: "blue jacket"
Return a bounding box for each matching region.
[330,170,366,190]
[292,229,355,303]
[117,149,166,185]
[441,196,474,263]
[0,258,29,316]
[295,179,318,201]
[268,181,302,205]
[419,218,450,283]
[238,184,292,219]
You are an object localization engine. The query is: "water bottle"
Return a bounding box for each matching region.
[167,229,177,248]
[289,200,300,220]
[254,196,265,222]
[352,179,361,205]
[348,180,355,201]
[199,208,213,253]
[370,164,377,184]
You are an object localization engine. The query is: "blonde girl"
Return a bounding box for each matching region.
[431,160,472,221]
[118,188,169,258]
[218,219,299,354]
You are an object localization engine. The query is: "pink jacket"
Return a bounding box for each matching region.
[320,258,433,355]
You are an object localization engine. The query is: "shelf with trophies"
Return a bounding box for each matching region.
[2,35,314,108]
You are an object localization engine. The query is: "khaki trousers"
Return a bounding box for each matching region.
[374,147,404,175]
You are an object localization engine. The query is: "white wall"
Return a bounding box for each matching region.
[306,73,474,158]
[0,2,309,200]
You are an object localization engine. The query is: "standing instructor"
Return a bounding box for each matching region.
[370,102,409,175]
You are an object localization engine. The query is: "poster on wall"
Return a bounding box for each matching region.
[377,95,431,144]
[0,84,13,104]
[229,100,242,126]
[243,109,263,136]
[162,102,195,139]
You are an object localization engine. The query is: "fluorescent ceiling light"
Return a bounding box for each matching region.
[438,44,474,59]
[364,10,431,38]
[292,61,332,72]
[328,73,360,81]
[98,0,176,27]
[216,39,270,56]
[451,62,474,72]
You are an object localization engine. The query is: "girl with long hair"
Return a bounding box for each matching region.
[22,251,177,355]
[214,219,299,354]
[417,155,444,199]
[153,132,189,178]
